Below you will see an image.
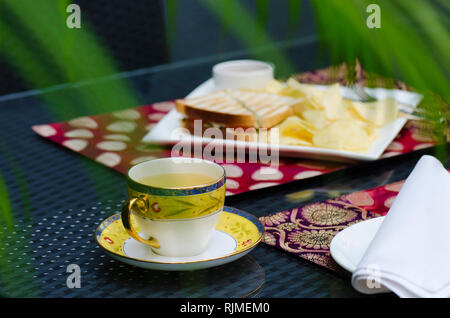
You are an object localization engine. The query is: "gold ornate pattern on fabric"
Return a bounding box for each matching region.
[128,185,225,220]
[260,199,379,273]
[301,203,358,226]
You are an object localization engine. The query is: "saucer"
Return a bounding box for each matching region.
[330,216,385,272]
[95,206,265,271]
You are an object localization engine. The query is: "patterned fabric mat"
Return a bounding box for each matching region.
[32,65,435,196]
[259,180,402,273]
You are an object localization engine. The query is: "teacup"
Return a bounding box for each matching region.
[121,157,226,257]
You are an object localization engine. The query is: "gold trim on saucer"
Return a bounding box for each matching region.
[94,206,264,266]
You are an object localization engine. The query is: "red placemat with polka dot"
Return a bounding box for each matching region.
[32,66,436,196]
[32,105,433,196]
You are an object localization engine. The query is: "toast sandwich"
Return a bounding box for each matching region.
[176,89,301,129]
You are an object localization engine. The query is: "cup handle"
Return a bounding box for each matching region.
[121,197,160,249]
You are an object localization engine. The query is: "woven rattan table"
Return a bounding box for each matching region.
[0,53,448,298]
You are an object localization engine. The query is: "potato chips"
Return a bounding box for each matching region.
[277,116,314,145]
[265,78,398,153]
[351,98,398,126]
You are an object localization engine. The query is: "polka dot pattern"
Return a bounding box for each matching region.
[343,191,375,207]
[107,121,137,133]
[147,113,167,122]
[293,170,322,180]
[96,152,122,167]
[32,94,436,196]
[384,196,396,208]
[380,151,401,158]
[68,116,98,129]
[152,102,175,112]
[225,179,240,190]
[62,139,88,152]
[249,182,280,190]
[385,181,404,192]
[112,109,141,120]
[251,167,284,181]
[32,125,56,137]
[414,143,434,151]
[387,141,403,151]
[64,129,94,139]
[222,164,243,178]
[96,141,127,151]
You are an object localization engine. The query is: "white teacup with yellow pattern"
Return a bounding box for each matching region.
[121,157,226,257]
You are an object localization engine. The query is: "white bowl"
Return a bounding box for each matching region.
[212,59,274,90]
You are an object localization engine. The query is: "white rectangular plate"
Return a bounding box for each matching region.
[142,79,423,163]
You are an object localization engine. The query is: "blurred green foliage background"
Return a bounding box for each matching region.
[0,0,448,296]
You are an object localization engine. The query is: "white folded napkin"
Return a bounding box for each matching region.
[352,155,450,297]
